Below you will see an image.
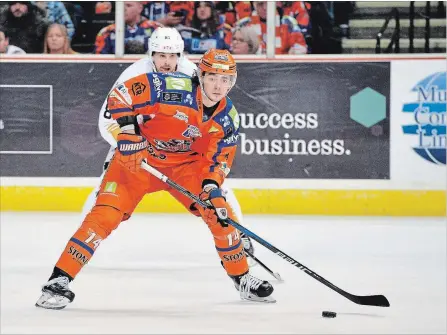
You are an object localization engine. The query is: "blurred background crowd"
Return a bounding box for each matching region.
[0,1,445,56]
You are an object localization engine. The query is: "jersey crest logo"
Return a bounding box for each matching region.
[174,110,189,123]
[154,139,192,152]
[182,125,202,138]
[131,82,146,96]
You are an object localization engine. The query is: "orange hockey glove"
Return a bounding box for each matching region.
[198,185,232,228]
[116,133,148,173]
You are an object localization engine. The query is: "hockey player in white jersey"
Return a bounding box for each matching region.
[81,27,255,258]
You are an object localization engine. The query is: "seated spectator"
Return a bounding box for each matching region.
[0,1,49,53]
[234,1,253,21]
[95,1,112,15]
[0,29,26,54]
[235,1,307,54]
[64,2,115,54]
[142,2,191,27]
[217,1,252,27]
[94,1,161,54]
[231,25,259,54]
[34,1,75,40]
[167,1,194,26]
[280,1,311,36]
[178,1,231,54]
[44,23,77,54]
[142,2,171,24]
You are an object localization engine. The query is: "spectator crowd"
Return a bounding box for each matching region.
[0,1,350,55]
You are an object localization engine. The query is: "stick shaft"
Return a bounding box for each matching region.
[141,161,389,307]
[245,249,282,281]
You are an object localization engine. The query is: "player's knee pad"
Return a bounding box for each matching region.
[81,205,123,239]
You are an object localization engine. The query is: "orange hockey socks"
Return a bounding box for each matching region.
[54,205,123,279]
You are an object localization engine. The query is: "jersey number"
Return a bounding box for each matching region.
[85,232,102,249]
[227,230,240,246]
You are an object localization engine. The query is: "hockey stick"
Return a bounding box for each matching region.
[245,249,283,282]
[141,160,390,307]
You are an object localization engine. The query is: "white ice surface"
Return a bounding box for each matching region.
[1,212,446,334]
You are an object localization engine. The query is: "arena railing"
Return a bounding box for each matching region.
[375,7,401,54]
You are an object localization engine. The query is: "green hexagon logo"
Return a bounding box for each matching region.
[350,87,386,128]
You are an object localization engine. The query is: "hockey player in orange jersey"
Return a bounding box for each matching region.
[35,49,275,310]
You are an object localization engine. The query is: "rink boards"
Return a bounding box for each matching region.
[0,55,445,216]
[1,178,445,216]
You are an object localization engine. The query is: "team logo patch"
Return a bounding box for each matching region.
[229,106,240,130]
[104,181,117,193]
[115,84,132,105]
[131,82,146,96]
[154,139,192,152]
[220,115,231,127]
[208,126,219,133]
[162,92,183,102]
[166,77,192,92]
[217,208,228,219]
[173,110,189,123]
[184,93,193,105]
[214,54,228,62]
[182,125,202,138]
[219,162,231,176]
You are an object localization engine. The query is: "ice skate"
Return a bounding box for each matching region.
[35,276,75,310]
[231,272,276,303]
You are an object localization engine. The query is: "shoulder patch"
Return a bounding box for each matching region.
[228,106,240,130]
[115,83,133,105]
[209,125,219,133]
[165,76,192,92]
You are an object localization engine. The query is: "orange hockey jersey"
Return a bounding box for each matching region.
[106,72,240,187]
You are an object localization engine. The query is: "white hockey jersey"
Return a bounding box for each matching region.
[99,56,197,147]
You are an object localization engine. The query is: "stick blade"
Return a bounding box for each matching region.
[351,294,390,307]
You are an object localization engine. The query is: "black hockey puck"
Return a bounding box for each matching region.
[322,311,336,318]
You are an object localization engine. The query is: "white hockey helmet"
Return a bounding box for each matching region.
[148,27,184,70]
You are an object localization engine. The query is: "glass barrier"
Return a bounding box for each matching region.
[0,1,445,56]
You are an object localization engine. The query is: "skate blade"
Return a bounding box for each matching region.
[35,292,70,310]
[241,294,276,303]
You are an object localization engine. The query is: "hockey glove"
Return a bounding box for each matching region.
[199,185,231,228]
[116,133,148,173]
